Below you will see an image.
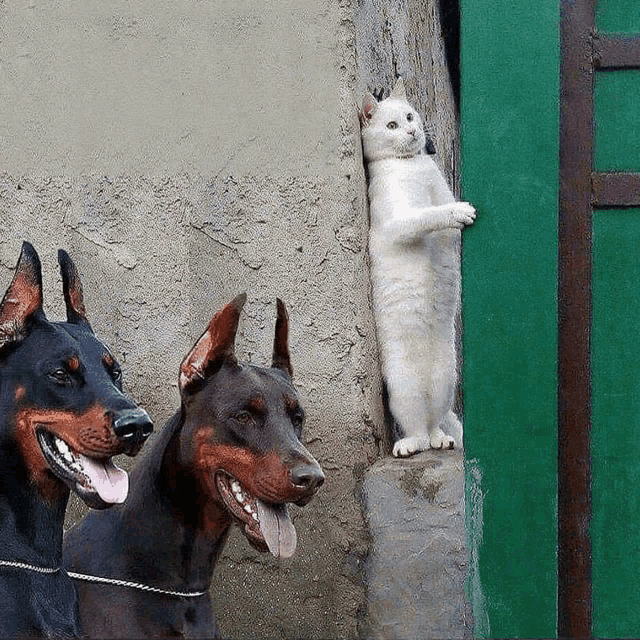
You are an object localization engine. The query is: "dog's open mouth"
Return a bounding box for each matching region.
[36,429,129,510]
[215,471,297,558]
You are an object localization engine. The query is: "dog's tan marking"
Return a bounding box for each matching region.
[283,394,298,412]
[192,429,310,508]
[13,405,125,503]
[248,394,265,413]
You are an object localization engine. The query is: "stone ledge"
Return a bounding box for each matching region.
[361,449,472,639]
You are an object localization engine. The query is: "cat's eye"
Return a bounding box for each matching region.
[387,121,398,129]
[407,113,414,122]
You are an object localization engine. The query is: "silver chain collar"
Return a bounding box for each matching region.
[68,570,207,598]
[0,561,206,598]
[0,559,60,574]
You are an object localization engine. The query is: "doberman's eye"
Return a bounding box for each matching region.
[49,368,72,386]
[233,411,253,425]
[292,410,305,429]
[110,365,122,383]
[387,121,398,130]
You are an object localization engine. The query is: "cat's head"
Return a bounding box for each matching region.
[360,77,427,162]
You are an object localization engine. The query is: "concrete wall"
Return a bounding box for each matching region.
[355,0,459,188]
[1,0,461,637]
[354,3,471,639]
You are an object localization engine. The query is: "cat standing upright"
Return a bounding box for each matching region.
[361,77,476,457]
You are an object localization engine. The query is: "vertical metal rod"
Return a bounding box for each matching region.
[558,0,595,637]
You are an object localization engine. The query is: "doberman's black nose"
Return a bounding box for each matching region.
[290,462,325,493]
[113,408,153,453]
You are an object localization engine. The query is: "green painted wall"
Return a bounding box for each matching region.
[462,0,640,636]
[460,2,559,637]
[596,0,640,34]
[595,71,640,172]
[592,3,640,637]
[592,209,640,638]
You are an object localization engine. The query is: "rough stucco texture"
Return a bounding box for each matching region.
[0,0,459,637]
[1,1,382,637]
[354,4,471,640]
[0,170,380,638]
[355,0,459,188]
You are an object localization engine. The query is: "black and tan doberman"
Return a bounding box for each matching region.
[0,242,153,638]
[64,293,325,638]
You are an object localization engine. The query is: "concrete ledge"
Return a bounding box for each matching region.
[361,450,472,639]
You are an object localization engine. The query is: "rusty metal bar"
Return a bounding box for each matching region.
[594,35,640,70]
[592,172,640,207]
[558,0,595,637]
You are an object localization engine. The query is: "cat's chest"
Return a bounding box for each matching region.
[370,156,439,207]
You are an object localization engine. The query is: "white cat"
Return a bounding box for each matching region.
[361,77,476,457]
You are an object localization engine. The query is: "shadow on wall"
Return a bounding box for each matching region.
[438,0,461,110]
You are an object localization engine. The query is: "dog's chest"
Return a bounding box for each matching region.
[154,594,217,638]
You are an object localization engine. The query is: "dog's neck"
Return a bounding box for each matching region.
[0,438,68,569]
[116,412,232,592]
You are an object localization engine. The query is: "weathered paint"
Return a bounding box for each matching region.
[592,4,640,637]
[595,70,640,172]
[460,1,559,636]
[592,208,640,638]
[596,0,640,34]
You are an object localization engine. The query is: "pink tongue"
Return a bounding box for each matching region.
[77,454,129,504]
[256,500,297,558]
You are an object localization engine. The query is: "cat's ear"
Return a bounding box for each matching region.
[360,92,378,127]
[390,77,407,100]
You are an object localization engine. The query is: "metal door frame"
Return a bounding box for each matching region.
[559,2,640,636]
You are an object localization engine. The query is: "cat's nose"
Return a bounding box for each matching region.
[407,128,416,136]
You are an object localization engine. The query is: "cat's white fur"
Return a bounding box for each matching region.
[361,78,476,457]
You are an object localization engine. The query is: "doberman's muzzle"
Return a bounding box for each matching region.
[112,408,154,456]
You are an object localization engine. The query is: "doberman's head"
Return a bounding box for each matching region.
[0,242,153,510]
[176,294,324,558]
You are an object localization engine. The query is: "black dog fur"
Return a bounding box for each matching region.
[64,293,324,638]
[0,242,152,638]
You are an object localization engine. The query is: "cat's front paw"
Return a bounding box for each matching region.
[450,202,476,229]
[429,430,456,450]
[393,436,430,458]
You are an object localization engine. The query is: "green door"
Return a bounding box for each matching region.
[592,2,640,637]
[460,2,559,637]
[462,0,640,637]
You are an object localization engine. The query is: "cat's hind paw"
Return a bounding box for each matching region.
[393,436,430,458]
[450,202,476,229]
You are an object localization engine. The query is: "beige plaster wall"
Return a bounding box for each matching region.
[0,0,457,637]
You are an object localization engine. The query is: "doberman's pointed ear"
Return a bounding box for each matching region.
[389,76,407,100]
[0,242,44,351]
[272,298,293,377]
[360,91,378,127]
[179,293,247,393]
[58,249,92,331]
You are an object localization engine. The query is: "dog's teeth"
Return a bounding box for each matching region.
[234,490,245,504]
[244,504,254,515]
[56,438,69,454]
[231,480,241,493]
[64,452,74,462]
